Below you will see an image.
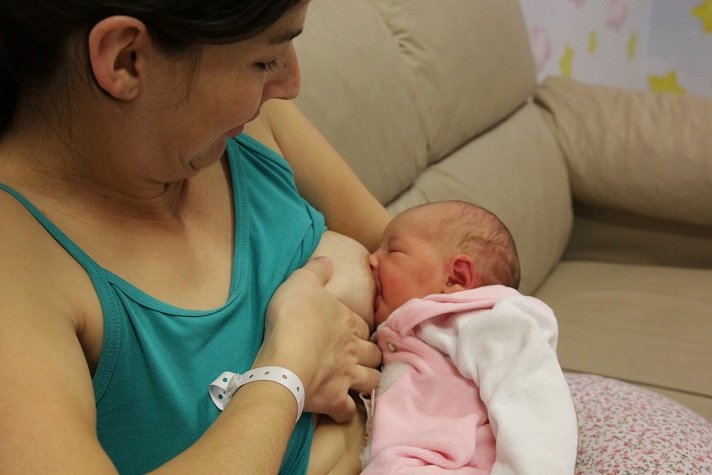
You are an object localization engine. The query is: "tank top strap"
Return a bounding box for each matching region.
[0,181,124,401]
[0,182,102,275]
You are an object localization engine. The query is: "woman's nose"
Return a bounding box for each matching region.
[263,46,301,100]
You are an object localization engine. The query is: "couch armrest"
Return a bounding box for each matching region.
[534,76,712,227]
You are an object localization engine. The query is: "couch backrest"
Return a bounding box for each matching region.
[294,0,425,206]
[295,0,536,204]
[295,0,573,294]
[369,0,537,164]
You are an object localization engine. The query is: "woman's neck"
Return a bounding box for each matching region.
[0,123,202,226]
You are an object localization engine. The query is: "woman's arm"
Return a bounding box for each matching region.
[0,250,372,474]
[179,98,388,470]
[159,256,380,473]
[0,197,119,473]
[0,201,377,474]
[244,99,392,252]
[244,100,389,474]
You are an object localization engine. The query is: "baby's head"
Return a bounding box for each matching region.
[369,200,520,325]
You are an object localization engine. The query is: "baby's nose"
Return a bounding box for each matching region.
[368,253,378,270]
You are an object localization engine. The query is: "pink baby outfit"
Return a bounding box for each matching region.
[361,286,577,474]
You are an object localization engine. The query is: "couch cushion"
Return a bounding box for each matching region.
[295,0,428,205]
[535,76,712,227]
[565,202,712,269]
[370,0,537,164]
[388,103,572,295]
[535,261,712,420]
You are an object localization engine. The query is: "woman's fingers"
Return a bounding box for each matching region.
[327,394,358,424]
[349,365,381,395]
[351,309,372,340]
[265,254,383,421]
[355,337,382,370]
[298,256,333,285]
[341,337,381,397]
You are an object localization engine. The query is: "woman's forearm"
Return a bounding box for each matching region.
[151,380,298,475]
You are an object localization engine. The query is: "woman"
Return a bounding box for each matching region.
[0,0,389,473]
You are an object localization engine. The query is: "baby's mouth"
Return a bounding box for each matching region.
[373,280,382,312]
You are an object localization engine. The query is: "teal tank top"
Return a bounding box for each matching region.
[0,134,325,474]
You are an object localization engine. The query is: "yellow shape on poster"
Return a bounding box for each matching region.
[648,71,687,94]
[588,30,598,55]
[559,46,575,77]
[627,32,637,61]
[691,0,712,33]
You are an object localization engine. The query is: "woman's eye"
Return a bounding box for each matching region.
[257,59,280,72]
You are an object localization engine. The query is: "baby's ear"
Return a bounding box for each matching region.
[444,254,480,293]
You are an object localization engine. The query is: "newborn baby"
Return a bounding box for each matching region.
[309,201,577,474]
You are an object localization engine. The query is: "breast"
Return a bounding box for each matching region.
[311,230,376,330]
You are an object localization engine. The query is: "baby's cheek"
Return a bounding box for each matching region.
[383,276,412,310]
[374,306,389,327]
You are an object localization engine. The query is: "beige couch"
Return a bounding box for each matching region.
[293,0,712,421]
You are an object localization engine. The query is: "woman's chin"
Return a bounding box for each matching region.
[189,140,229,171]
[226,125,244,137]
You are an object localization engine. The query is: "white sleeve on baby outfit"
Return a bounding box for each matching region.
[417,293,578,475]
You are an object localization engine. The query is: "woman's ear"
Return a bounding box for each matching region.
[87,16,148,101]
[443,254,480,293]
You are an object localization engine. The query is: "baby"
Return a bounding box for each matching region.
[361,200,577,474]
[309,200,577,474]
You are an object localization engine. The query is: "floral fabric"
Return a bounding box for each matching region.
[566,373,712,474]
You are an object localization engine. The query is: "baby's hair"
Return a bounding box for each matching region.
[413,200,521,289]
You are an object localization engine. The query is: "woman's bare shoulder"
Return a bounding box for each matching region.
[0,188,104,347]
[247,100,392,251]
[242,108,282,153]
[0,192,112,471]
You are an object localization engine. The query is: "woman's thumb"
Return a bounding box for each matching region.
[302,255,333,284]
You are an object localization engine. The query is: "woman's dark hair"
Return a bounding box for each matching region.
[0,0,303,134]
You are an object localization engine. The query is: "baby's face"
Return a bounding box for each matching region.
[369,211,448,325]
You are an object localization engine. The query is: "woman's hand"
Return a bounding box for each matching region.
[258,256,382,423]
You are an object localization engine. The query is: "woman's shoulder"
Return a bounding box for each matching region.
[241,99,313,159]
[0,188,57,264]
[0,187,107,471]
[242,104,284,154]
[0,188,99,334]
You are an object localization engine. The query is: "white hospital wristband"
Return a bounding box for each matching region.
[209,366,305,422]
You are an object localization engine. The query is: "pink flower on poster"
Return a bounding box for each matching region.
[529,25,553,72]
[606,0,629,32]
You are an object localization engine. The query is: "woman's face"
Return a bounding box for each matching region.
[134,1,308,180]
